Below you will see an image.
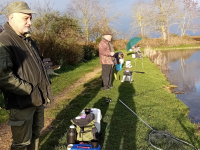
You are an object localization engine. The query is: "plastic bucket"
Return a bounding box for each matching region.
[67,144,73,150]
[116,64,122,71]
[126,60,131,67]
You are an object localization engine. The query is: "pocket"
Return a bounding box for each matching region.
[31,84,43,106]
[10,108,19,116]
[31,84,40,98]
[7,120,25,126]
[92,127,99,139]
[16,84,42,109]
[82,131,93,141]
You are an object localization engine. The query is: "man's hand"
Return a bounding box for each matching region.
[110,52,115,56]
[46,98,51,105]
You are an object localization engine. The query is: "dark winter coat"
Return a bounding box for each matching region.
[0,23,53,110]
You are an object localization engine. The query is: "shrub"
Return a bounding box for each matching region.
[112,39,128,50]
[83,46,94,60]
[170,33,179,37]
[83,44,99,60]
[62,43,84,65]
[31,11,83,65]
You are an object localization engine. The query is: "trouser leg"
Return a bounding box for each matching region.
[8,105,44,150]
[27,105,44,150]
[108,65,113,86]
[9,107,35,150]
[102,64,111,88]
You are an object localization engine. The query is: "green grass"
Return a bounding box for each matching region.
[50,57,100,95]
[0,94,9,125]
[39,51,200,150]
[0,57,100,125]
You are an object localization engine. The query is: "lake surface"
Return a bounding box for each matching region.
[162,49,200,123]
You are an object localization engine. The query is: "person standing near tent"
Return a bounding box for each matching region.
[99,31,115,90]
[0,1,53,149]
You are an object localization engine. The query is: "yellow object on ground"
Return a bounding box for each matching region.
[114,73,117,80]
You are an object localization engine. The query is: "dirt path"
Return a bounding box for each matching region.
[0,66,102,150]
[48,66,102,108]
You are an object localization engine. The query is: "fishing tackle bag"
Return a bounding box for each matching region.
[71,113,98,141]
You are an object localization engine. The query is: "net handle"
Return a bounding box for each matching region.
[149,130,198,150]
[119,99,153,130]
[149,130,162,150]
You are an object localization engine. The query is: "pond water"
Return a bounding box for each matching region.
[162,49,200,124]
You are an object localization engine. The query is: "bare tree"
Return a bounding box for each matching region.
[130,1,151,38]
[67,0,102,45]
[67,0,122,44]
[149,0,181,41]
[94,0,122,35]
[117,28,134,40]
[30,0,53,18]
[30,0,55,42]
[89,24,102,42]
[177,0,200,36]
[0,0,9,15]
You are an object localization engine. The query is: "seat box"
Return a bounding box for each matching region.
[121,71,133,82]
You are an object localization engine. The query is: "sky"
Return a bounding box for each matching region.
[27,0,135,36]
[3,0,200,38]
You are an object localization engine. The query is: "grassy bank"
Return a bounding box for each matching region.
[113,36,200,51]
[39,51,200,150]
[153,45,200,51]
[0,57,100,125]
[139,45,200,52]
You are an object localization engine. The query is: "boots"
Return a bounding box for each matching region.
[10,145,27,150]
[27,138,39,150]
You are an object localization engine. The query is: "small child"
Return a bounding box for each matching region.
[115,52,124,71]
[119,53,124,64]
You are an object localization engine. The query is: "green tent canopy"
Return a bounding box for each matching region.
[127,37,142,51]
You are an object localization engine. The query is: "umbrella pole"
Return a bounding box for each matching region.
[134,59,137,70]
[142,57,144,70]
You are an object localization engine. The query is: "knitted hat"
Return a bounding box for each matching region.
[6,1,36,17]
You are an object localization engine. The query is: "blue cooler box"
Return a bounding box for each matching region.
[116,64,122,71]
[71,144,101,150]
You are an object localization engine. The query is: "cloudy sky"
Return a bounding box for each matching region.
[3,0,200,38]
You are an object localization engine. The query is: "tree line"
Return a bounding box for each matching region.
[1,0,200,41]
[131,0,200,41]
[0,0,200,64]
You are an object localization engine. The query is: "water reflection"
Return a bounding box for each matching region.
[162,49,200,123]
